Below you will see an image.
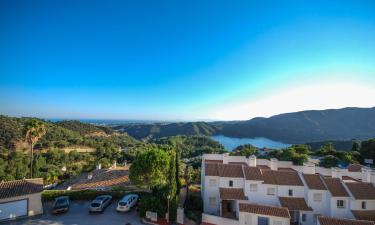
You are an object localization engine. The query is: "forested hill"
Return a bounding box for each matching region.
[116,107,375,143]
[0,116,139,151]
[115,122,219,139]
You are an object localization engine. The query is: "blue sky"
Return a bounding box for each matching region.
[1,0,375,120]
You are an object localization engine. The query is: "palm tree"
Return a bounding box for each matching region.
[25,119,46,178]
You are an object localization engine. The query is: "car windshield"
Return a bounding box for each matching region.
[119,202,128,206]
[55,199,68,207]
[96,197,105,201]
[91,203,101,207]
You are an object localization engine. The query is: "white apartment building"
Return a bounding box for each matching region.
[201,153,375,225]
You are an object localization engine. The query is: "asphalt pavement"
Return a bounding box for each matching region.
[6,200,143,225]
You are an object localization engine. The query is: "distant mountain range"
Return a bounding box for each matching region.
[115,107,375,144]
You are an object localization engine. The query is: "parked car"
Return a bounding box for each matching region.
[116,194,139,212]
[89,195,112,212]
[52,196,70,214]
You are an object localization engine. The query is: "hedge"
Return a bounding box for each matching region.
[42,189,150,202]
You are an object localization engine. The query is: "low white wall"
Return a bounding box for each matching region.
[202,213,239,225]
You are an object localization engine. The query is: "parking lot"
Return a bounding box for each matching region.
[7,200,144,225]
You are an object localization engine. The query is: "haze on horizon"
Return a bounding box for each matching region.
[1,0,375,121]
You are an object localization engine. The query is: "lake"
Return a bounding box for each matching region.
[211,135,291,150]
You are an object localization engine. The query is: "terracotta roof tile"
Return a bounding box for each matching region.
[0,179,43,199]
[352,211,375,222]
[257,165,270,170]
[205,163,219,176]
[318,216,374,225]
[243,167,263,181]
[70,169,130,190]
[348,164,362,172]
[239,203,290,218]
[345,182,375,200]
[302,174,327,190]
[263,170,304,186]
[218,164,244,178]
[322,177,350,197]
[219,188,246,200]
[279,197,313,211]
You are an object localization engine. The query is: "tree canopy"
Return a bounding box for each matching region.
[130,148,170,189]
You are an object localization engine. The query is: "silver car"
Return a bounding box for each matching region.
[89,195,112,212]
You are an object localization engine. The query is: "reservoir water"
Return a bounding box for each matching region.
[211,135,291,150]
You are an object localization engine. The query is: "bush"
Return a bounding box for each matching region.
[42,189,149,202]
[184,193,203,223]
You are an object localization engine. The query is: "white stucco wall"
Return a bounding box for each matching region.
[277,185,305,198]
[219,177,245,188]
[238,211,290,225]
[244,180,264,203]
[306,190,330,216]
[350,199,375,210]
[203,176,220,215]
[330,197,353,219]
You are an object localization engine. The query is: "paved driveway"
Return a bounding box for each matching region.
[7,200,143,225]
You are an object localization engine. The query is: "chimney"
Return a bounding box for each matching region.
[331,167,342,179]
[249,155,257,167]
[362,167,372,183]
[270,158,278,171]
[223,153,229,164]
[303,162,316,174]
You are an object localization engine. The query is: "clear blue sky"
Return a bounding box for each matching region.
[1,0,375,120]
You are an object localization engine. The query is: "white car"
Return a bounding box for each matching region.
[116,194,139,212]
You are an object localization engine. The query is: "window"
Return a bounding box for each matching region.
[362,201,367,209]
[337,200,345,208]
[208,179,217,187]
[209,197,216,206]
[250,184,258,192]
[302,214,307,222]
[288,189,293,196]
[313,193,322,202]
[267,187,275,196]
[229,180,233,187]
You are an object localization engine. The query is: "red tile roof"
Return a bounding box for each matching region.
[263,170,304,186]
[302,174,327,190]
[219,188,247,200]
[345,182,375,200]
[0,179,43,199]
[243,166,263,181]
[218,164,244,178]
[318,216,374,225]
[348,164,362,172]
[257,165,270,170]
[322,177,350,197]
[205,163,219,176]
[279,197,313,211]
[69,168,131,190]
[352,211,375,222]
[239,203,290,218]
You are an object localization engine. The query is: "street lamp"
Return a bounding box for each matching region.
[167,194,171,223]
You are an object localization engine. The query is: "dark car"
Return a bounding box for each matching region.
[52,196,70,214]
